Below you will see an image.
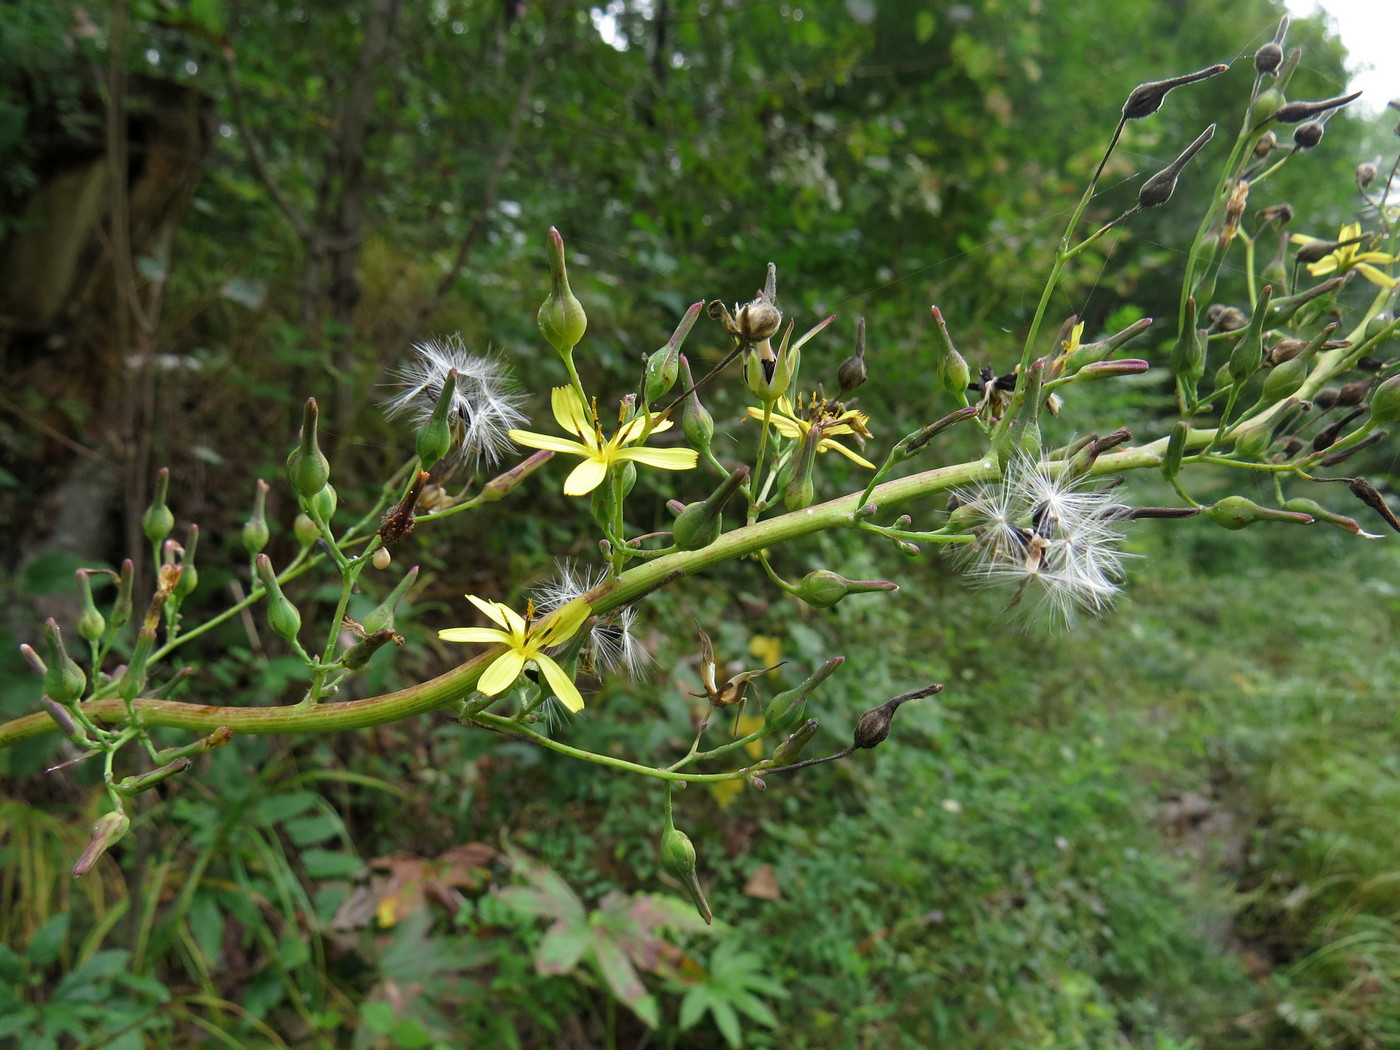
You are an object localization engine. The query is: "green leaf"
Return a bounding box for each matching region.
[591,937,656,1027]
[710,998,743,1049]
[0,943,24,982]
[535,923,588,975]
[915,10,936,43]
[284,812,342,846]
[26,913,70,967]
[52,950,131,1001]
[0,1005,38,1039]
[252,791,321,825]
[300,849,364,879]
[360,1000,396,1036]
[187,891,224,963]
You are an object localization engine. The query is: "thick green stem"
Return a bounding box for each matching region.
[0,441,1174,750]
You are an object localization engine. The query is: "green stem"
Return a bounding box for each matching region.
[0,440,1185,750]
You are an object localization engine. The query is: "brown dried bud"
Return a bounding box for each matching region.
[1270,91,1363,124]
[1347,478,1400,534]
[837,317,868,395]
[1253,131,1278,159]
[1356,161,1378,189]
[1205,304,1248,332]
[852,683,942,750]
[1121,64,1229,120]
[1255,42,1283,75]
[1138,124,1216,208]
[1256,203,1293,226]
[1293,121,1324,150]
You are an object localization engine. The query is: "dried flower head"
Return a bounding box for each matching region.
[383,336,527,470]
[948,456,1132,627]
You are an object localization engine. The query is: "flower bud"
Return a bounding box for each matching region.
[1138,124,1216,210]
[672,466,749,550]
[361,565,420,634]
[1283,497,1378,537]
[42,618,86,705]
[677,356,715,453]
[372,547,392,570]
[1074,359,1150,382]
[242,479,271,556]
[306,481,338,522]
[1251,88,1287,126]
[255,554,303,645]
[764,656,843,734]
[341,627,399,670]
[171,525,199,601]
[1269,91,1362,124]
[644,302,703,405]
[41,696,91,745]
[1204,495,1314,530]
[286,397,331,499]
[793,570,898,609]
[75,570,106,644]
[1255,41,1283,75]
[660,826,712,925]
[1121,64,1229,120]
[1293,120,1324,150]
[109,559,134,632]
[1170,298,1205,387]
[141,467,174,544]
[1347,478,1400,534]
[1231,420,1272,459]
[537,227,588,353]
[480,450,553,502]
[293,512,319,547]
[838,317,868,395]
[115,757,192,796]
[1228,285,1273,383]
[1356,161,1378,189]
[1254,130,1278,159]
[1370,375,1400,424]
[73,809,130,877]
[416,368,456,469]
[771,718,820,765]
[852,683,941,750]
[154,725,234,765]
[931,306,970,404]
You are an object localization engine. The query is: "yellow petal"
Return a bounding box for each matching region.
[550,385,592,438]
[618,447,699,471]
[478,651,526,695]
[536,654,585,713]
[466,594,513,630]
[563,458,609,495]
[540,597,592,644]
[1357,263,1399,289]
[439,627,510,644]
[509,429,590,455]
[816,439,876,468]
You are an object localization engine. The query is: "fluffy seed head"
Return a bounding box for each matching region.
[947,456,1133,628]
[383,336,526,470]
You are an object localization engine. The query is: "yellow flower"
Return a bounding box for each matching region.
[1290,222,1398,289]
[440,594,591,712]
[509,386,698,496]
[745,395,875,468]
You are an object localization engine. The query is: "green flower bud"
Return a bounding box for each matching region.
[306,482,338,523]
[242,479,271,556]
[1370,375,1400,424]
[1164,422,1187,484]
[678,356,714,453]
[793,570,898,609]
[672,466,749,550]
[1263,356,1308,402]
[1171,298,1205,387]
[743,331,800,404]
[142,467,175,544]
[537,227,588,353]
[110,560,134,632]
[360,565,419,635]
[255,554,303,645]
[644,302,702,405]
[771,718,820,765]
[416,368,456,469]
[115,758,192,796]
[1204,495,1314,530]
[40,696,92,747]
[1282,497,1376,537]
[764,656,843,734]
[73,809,130,877]
[75,570,105,644]
[42,618,86,705]
[286,397,331,499]
[660,826,712,925]
[480,450,553,502]
[931,306,970,404]
[174,525,199,601]
[1228,285,1272,383]
[293,513,319,547]
[1231,421,1272,459]
[341,627,398,671]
